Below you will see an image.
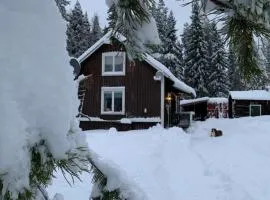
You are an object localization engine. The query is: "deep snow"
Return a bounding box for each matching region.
[48,116,270,200]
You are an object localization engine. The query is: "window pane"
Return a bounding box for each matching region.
[115,55,124,72]
[104,92,112,112]
[104,56,113,72]
[114,91,123,112]
[250,105,261,116]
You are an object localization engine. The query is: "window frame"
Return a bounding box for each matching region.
[101,86,125,115]
[249,104,262,116]
[102,52,126,76]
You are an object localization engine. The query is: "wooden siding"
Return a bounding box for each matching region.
[80,43,161,121]
[229,96,270,118]
[80,121,157,131]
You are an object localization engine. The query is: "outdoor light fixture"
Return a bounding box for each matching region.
[166,93,172,101]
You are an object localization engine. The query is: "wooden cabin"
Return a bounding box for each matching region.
[228,90,270,118]
[180,97,228,121]
[74,31,195,131]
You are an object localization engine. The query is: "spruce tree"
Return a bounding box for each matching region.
[66,1,92,58]
[150,3,184,80]
[228,44,244,91]
[262,38,270,79]
[91,15,103,45]
[182,1,210,97]
[155,0,168,46]
[207,22,229,97]
[55,0,70,21]
[107,3,118,30]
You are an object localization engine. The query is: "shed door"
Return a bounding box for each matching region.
[249,104,261,116]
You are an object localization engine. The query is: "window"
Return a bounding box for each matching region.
[249,104,261,116]
[101,87,125,114]
[102,52,126,76]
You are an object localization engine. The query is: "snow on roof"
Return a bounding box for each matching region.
[143,54,196,96]
[180,97,228,106]
[76,31,196,97]
[208,97,228,104]
[180,97,210,106]
[229,90,270,100]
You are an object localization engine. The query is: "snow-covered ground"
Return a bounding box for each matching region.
[48,116,270,200]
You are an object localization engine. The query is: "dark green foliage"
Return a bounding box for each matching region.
[66,1,92,58]
[182,2,210,97]
[91,15,103,45]
[206,22,229,97]
[107,3,118,30]
[55,0,70,21]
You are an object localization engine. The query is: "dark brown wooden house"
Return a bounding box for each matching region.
[74,31,195,131]
[228,90,270,118]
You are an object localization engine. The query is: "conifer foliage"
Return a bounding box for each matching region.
[151,0,184,80]
[182,1,210,97]
[66,1,103,58]
[66,1,92,58]
[207,23,229,97]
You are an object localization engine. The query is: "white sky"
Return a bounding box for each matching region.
[69,0,191,35]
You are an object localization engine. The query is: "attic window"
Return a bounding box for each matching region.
[102,52,126,76]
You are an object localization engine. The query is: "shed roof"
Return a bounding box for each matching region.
[77,31,196,97]
[229,90,270,101]
[180,97,228,106]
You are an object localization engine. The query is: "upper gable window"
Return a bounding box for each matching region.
[102,52,126,76]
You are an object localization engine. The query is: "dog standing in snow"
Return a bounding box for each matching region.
[210,128,223,137]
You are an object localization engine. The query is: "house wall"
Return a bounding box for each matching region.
[229,97,270,118]
[79,43,161,129]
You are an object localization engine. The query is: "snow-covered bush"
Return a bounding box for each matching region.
[0,0,89,199]
[0,1,148,199]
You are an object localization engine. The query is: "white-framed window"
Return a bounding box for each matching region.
[102,52,126,76]
[249,104,261,116]
[101,87,125,115]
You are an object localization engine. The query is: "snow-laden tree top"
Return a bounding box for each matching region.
[0,0,88,198]
[107,0,270,79]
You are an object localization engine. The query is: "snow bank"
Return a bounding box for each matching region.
[50,116,270,200]
[0,0,85,197]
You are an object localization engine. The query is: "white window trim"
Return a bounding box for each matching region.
[249,104,262,116]
[101,86,125,115]
[102,52,126,76]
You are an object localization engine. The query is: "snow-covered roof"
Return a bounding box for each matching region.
[77,31,196,97]
[208,97,228,104]
[180,97,228,106]
[230,90,270,101]
[180,97,210,106]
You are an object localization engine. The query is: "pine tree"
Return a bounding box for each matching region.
[207,22,229,97]
[107,3,118,30]
[150,3,184,79]
[91,15,103,45]
[262,38,270,79]
[55,0,70,21]
[66,1,92,58]
[245,43,269,89]
[182,2,210,97]
[228,44,244,91]
[155,0,168,45]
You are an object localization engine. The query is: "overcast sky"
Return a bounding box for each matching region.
[70,0,191,35]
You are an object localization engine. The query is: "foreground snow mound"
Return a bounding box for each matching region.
[51,117,270,200]
[0,0,85,198]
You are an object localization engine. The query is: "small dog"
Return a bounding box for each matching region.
[210,128,223,137]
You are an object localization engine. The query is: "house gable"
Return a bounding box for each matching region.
[80,43,161,121]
